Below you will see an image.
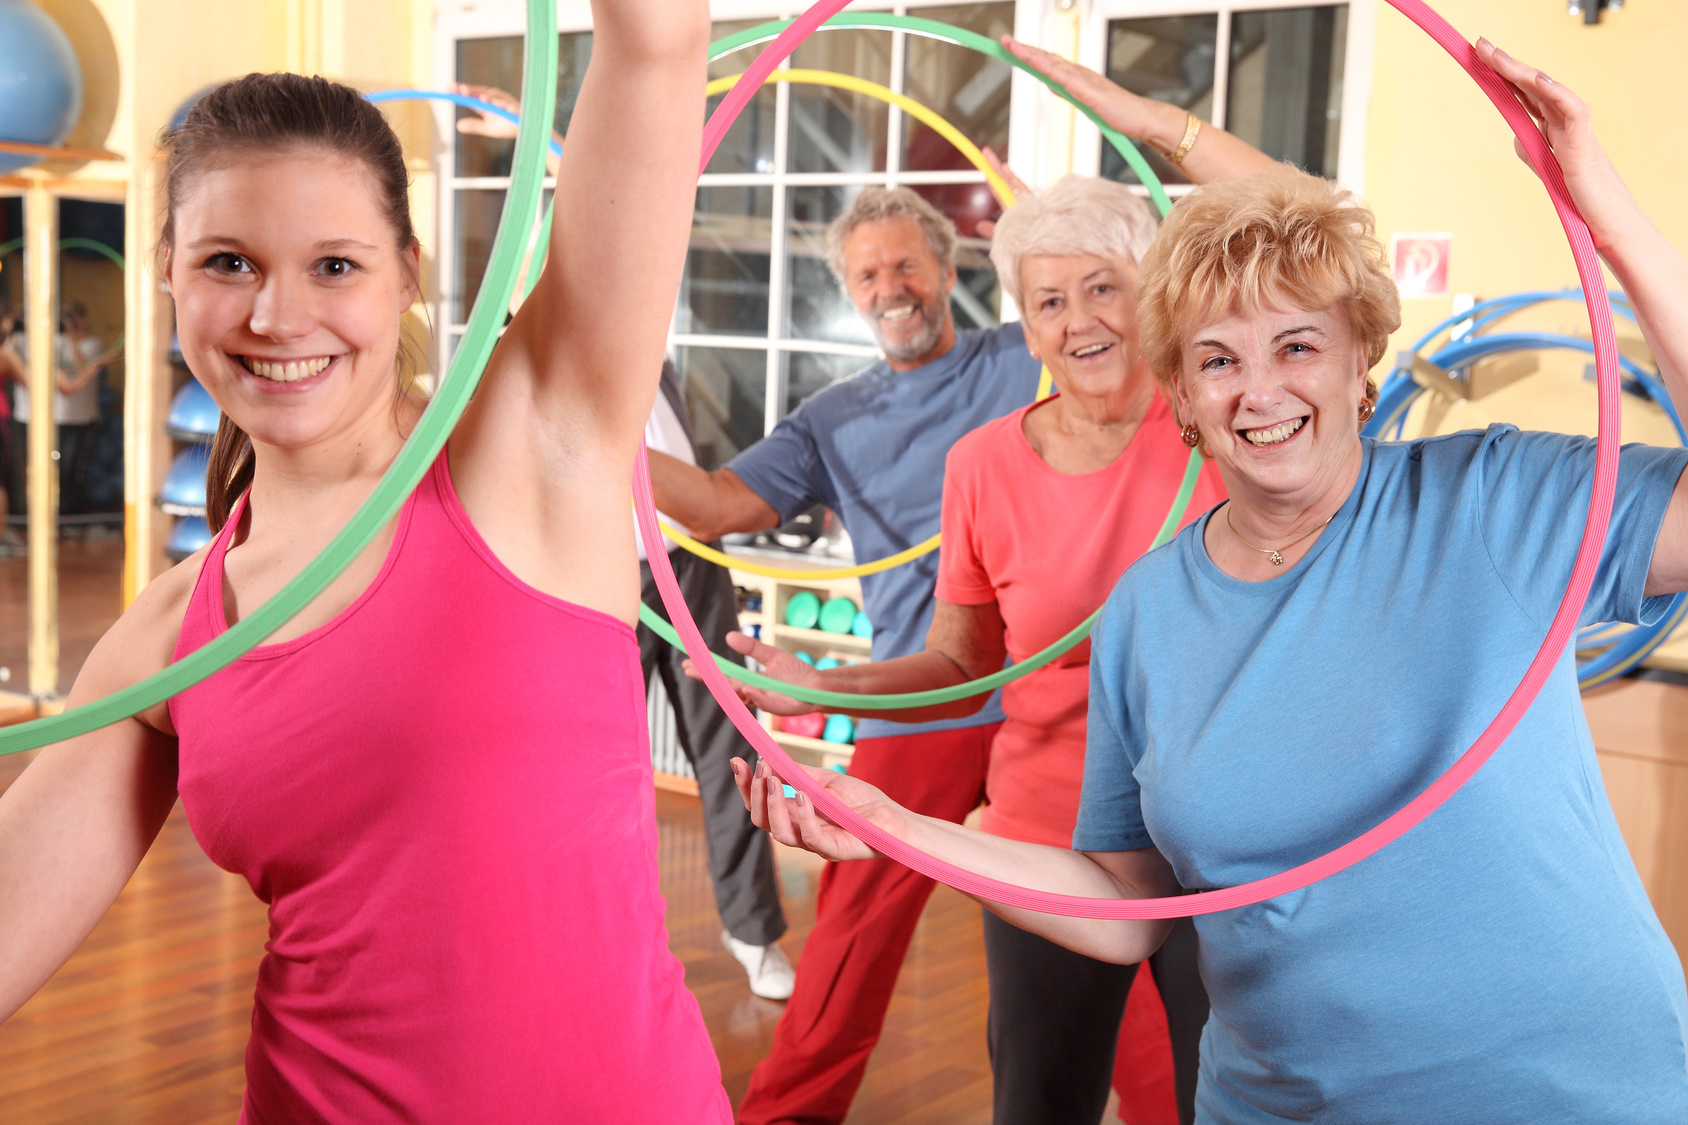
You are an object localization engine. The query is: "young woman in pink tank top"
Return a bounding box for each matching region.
[0,4,731,1121]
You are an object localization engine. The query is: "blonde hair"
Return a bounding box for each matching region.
[989,174,1159,310]
[1136,165,1400,400]
[826,187,957,280]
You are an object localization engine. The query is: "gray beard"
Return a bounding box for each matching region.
[873,303,947,364]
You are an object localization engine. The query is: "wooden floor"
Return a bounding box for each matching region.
[4,543,1688,1123]
[0,534,125,696]
[0,759,993,1124]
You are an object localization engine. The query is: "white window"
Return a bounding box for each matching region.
[1075,0,1373,196]
[432,1,1370,465]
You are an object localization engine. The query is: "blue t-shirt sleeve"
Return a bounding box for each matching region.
[1476,426,1688,627]
[724,405,837,523]
[1072,597,1154,853]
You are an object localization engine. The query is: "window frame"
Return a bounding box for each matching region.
[433,1,1022,448]
[1074,0,1375,195]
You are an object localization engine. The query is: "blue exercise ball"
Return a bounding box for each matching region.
[158,443,212,516]
[166,515,212,561]
[166,378,221,442]
[0,1,84,175]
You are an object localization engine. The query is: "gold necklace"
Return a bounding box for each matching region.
[1224,504,1335,567]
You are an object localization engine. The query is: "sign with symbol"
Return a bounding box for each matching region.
[1390,232,1452,298]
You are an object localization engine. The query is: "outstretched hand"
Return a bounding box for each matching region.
[682,631,828,716]
[730,757,905,862]
[451,83,523,140]
[1000,35,1185,154]
[1475,40,1642,250]
[974,147,1030,240]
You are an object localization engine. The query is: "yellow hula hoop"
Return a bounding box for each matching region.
[677,68,1050,582]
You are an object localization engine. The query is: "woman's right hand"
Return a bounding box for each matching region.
[730,758,906,862]
[683,631,829,716]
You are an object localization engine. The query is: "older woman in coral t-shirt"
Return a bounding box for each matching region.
[722,175,1229,1124]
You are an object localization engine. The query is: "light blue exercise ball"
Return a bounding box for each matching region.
[0,1,84,175]
[158,443,212,515]
[166,378,221,442]
[166,516,212,561]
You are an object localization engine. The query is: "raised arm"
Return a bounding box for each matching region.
[446,1,709,620]
[1003,36,1278,185]
[1476,44,1688,596]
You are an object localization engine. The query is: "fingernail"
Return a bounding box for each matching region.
[1476,37,1491,50]
[1537,72,1555,85]
[795,791,807,808]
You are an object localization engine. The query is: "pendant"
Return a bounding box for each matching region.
[1269,551,1283,566]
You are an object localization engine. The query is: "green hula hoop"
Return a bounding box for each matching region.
[0,237,126,269]
[0,0,560,757]
[639,445,1203,708]
[708,13,1172,217]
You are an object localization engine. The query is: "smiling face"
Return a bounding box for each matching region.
[166,147,419,457]
[1020,253,1153,406]
[1173,300,1369,508]
[841,217,956,369]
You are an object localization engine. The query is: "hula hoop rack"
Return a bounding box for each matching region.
[1364,288,1687,687]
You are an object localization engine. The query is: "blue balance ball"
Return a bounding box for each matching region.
[166,379,221,441]
[166,516,212,562]
[158,443,212,516]
[0,1,84,175]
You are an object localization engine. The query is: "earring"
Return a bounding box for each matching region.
[1180,422,1202,448]
[1358,399,1375,424]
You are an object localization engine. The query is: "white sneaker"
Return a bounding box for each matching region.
[722,930,795,1001]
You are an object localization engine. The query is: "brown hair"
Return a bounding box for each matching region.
[158,72,420,532]
[1136,165,1399,410]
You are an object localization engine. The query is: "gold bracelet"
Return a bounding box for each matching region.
[1164,112,1202,166]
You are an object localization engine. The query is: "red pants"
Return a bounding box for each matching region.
[737,723,998,1125]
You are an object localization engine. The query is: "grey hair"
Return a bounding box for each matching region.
[988,174,1160,310]
[825,187,958,280]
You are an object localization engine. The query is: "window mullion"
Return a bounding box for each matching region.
[1213,7,1232,132]
[886,26,906,188]
[765,69,793,436]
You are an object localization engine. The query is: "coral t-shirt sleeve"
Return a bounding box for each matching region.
[935,436,997,606]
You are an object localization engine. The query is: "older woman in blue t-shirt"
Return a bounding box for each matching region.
[734,44,1688,1124]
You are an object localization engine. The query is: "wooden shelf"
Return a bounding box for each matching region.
[773,623,871,650]
[771,730,854,769]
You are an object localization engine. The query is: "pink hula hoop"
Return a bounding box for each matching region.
[640,0,1622,919]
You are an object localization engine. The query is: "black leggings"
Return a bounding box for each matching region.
[982,911,1208,1125]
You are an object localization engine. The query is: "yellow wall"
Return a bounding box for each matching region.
[1365,0,1688,366]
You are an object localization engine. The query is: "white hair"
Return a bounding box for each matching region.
[988,174,1160,310]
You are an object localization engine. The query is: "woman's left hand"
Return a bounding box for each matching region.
[1475,41,1643,250]
[730,757,903,862]
[451,83,522,141]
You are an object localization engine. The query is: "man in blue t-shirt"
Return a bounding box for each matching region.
[651,187,1038,1124]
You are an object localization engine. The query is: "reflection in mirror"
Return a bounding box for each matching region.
[1226,6,1347,179]
[788,29,892,174]
[1102,14,1218,188]
[676,346,767,470]
[684,187,774,337]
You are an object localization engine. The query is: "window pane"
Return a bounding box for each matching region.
[1101,15,1217,188]
[1226,6,1347,179]
[903,3,1014,172]
[676,346,767,469]
[452,188,505,323]
[454,33,592,178]
[783,351,868,418]
[682,186,773,336]
[905,185,1000,329]
[706,20,777,175]
[788,29,892,174]
[784,185,876,346]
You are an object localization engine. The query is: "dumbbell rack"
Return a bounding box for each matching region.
[727,556,867,772]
